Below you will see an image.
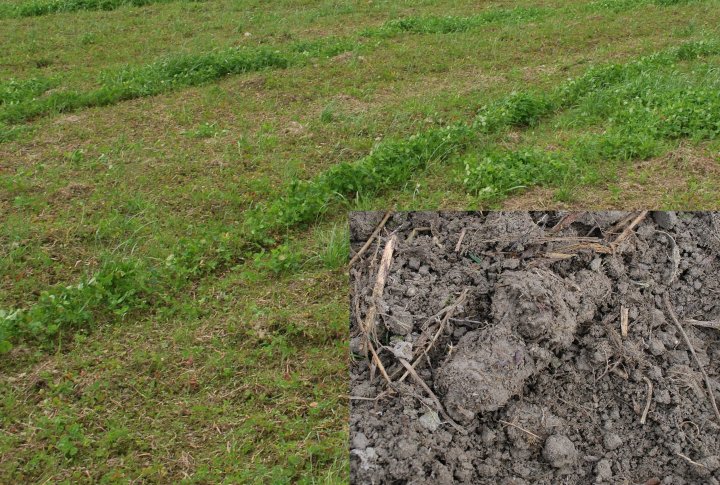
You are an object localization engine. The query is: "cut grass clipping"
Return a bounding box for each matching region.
[2,39,720,355]
[0,0,200,18]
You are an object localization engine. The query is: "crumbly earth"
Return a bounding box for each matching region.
[349,211,720,484]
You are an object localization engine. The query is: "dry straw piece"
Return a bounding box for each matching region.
[620,306,629,338]
[349,211,392,267]
[361,234,397,384]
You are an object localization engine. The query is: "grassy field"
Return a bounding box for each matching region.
[2,0,720,482]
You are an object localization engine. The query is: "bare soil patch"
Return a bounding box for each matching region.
[350,211,720,484]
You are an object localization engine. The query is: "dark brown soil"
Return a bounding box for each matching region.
[349,211,720,484]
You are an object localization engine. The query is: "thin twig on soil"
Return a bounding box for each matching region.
[476,235,600,246]
[347,395,382,401]
[359,234,397,384]
[454,228,467,253]
[598,358,624,381]
[605,212,641,240]
[676,452,709,469]
[553,242,614,254]
[663,293,720,424]
[540,236,604,243]
[547,212,585,234]
[449,317,485,325]
[368,341,393,386]
[611,365,628,380]
[611,210,648,249]
[686,319,720,330]
[349,211,392,267]
[640,377,653,425]
[498,420,541,440]
[543,252,575,260]
[406,226,431,244]
[397,289,469,383]
[397,358,467,435]
[345,388,394,401]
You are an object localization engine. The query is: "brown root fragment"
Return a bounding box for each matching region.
[621,306,629,338]
[396,289,469,383]
[398,358,467,435]
[349,210,392,267]
[611,210,649,249]
[640,377,653,425]
[663,293,720,425]
[686,319,720,331]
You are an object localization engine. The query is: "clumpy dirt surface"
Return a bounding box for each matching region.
[349,211,720,484]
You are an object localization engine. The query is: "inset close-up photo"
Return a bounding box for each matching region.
[350,211,720,484]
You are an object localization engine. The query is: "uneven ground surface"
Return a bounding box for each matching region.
[350,211,720,484]
[2,0,720,482]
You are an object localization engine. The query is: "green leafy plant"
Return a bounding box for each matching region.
[253,244,302,274]
[462,149,571,199]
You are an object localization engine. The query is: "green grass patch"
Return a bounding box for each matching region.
[364,0,710,37]
[0,39,356,126]
[363,6,547,36]
[0,77,57,106]
[462,55,720,198]
[0,0,201,18]
[2,0,710,133]
[590,0,697,13]
[461,148,572,199]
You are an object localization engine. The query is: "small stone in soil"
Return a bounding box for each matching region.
[543,434,578,469]
[652,211,678,230]
[603,432,622,451]
[649,338,665,356]
[655,389,671,404]
[391,340,413,361]
[352,432,369,450]
[387,307,413,335]
[595,459,613,481]
[418,410,441,432]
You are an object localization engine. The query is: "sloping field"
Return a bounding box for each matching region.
[1,0,720,482]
